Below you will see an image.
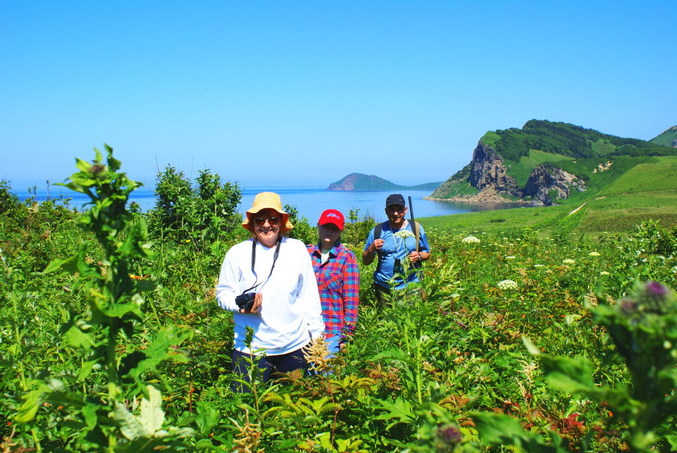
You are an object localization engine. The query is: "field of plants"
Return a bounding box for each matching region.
[1,147,676,452]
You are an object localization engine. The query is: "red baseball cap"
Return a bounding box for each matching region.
[318,209,345,231]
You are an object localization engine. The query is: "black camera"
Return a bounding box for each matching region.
[235,292,256,311]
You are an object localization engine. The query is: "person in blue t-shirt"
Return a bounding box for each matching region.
[362,193,431,305]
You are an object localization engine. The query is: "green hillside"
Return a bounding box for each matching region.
[420,156,677,237]
[435,120,676,200]
[484,120,674,163]
[651,125,677,148]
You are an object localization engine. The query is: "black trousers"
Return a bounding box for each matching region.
[231,347,308,392]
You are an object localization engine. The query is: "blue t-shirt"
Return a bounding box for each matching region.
[364,221,430,289]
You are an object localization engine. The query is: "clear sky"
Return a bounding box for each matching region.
[2,1,675,192]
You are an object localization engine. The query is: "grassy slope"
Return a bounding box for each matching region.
[420,156,677,236]
[650,126,677,147]
[511,149,575,187]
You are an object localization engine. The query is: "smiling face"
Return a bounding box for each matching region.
[318,223,341,250]
[385,204,407,229]
[252,208,281,247]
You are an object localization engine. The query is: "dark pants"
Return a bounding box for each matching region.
[231,347,308,392]
[374,282,423,307]
[374,283,393,307]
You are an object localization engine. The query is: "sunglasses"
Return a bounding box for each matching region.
[254,216,280,225]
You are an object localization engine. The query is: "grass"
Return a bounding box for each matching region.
[420,156,677,237]
[510,149,575,187]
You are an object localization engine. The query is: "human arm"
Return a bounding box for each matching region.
[298,244,325,340]
[407,224,431,264]
[216,241,262,314]
[215,248,243,312]
[341,250,360,337]
[362,228,383,265]
[407,250,430,264]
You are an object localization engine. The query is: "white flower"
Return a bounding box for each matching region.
[505,255,516,260]
[462,235,480,244]
[394,230,415,239]
[588,251,601,257]
[534,264,545,268]
[497,279,518,290]
[600,271,611,276]
[562,259,575,265]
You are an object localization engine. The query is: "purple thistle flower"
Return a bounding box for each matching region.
[646,281,668,299]
[437,424,462,446]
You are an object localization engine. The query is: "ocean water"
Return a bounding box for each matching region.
[15,186,518,221]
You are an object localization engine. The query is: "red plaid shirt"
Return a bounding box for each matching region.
[307,243,360,339]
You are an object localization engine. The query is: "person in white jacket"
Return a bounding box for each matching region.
[216,192,324,388]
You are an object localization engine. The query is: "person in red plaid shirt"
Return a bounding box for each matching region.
[307,209,360,353]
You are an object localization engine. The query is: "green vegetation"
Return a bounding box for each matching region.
[650,125,677,148]
[511,150,575,187]
[1,147,676,452]
[423,156,677,238]
[494,120,674,163]
[432,120,676,204]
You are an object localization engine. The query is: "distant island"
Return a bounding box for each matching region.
[327,173,442,191]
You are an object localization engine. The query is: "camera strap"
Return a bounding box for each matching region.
[241,237,282,294]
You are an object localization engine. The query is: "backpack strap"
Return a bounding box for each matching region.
[374,223,383,240]
[375,221,421,249]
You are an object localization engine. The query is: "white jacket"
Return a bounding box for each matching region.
[216,237,325,355]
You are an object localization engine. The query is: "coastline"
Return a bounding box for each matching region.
[424,187,538,208]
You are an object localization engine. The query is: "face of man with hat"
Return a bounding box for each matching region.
[317,209,344,251]
[385,193,407,230]
[242,192,294,248]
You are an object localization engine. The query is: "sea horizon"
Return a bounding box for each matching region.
[14,186,521,222]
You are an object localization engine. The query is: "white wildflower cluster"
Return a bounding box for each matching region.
[505,255,516,260]
[462,235,480,244]
[588,251,601,257]
[497,279,518,290]
[562,259,576,265]
[394,230,415,239]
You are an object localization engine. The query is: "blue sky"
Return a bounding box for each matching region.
[2,1,675,192]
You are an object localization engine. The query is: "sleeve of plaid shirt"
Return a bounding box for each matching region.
[341,248,360,336]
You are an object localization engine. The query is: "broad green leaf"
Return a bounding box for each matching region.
[75,157,92,173]
[15,383,49,423]
[195,402,220,435]
[77,359,100,380]
[471,412,532,444]
[64,325,96,350]
[127,327,190,381]
[42,255,78,274]
[82,403,99,430]
[374,396,415,428]
[540,354,597,391]
[113,402,146,441]
[140,385,165,435]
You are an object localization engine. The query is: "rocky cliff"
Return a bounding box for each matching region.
[431,142,586,206]
[430,119,674,206]
[523,164,586,206]
[468,144,521,197]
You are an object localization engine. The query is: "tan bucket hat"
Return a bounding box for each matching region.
[241,192,294,232]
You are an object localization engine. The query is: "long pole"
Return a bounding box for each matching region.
[408,196,420,255]
[408,196,425,301]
